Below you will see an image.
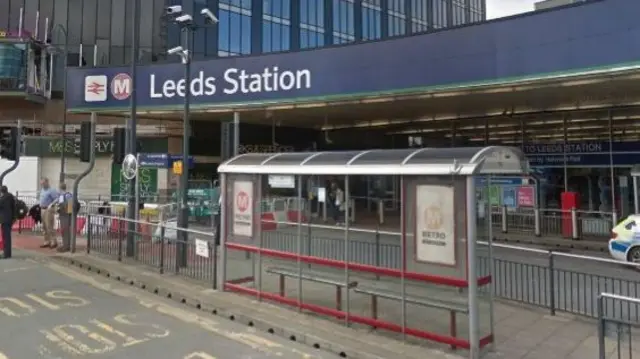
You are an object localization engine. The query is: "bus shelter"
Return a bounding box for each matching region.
[217,147,530,358]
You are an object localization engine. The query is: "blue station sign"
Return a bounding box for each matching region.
[64,0,640,112]
[523,141,640,167]
[138,153,195,169]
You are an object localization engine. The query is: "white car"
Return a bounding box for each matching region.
[608,214,640,262]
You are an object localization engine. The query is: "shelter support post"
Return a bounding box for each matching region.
[467,176,480,359]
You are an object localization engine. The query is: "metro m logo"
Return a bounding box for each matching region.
[111,73,132,100]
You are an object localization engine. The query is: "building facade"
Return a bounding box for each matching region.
[0,0,485,90]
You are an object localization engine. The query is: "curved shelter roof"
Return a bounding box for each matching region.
[218,146,529,176]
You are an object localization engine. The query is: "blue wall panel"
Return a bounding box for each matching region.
[66,0,640,110]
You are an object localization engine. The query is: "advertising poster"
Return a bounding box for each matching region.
[517,186,535,207]
[233,181,254,237]
[488,185,501,205]
[503,187,516,209]
[415,185,456,266]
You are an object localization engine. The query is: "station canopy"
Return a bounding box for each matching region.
[218,146,529,176]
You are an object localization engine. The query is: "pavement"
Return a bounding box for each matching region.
[0,253,337,359]
[9,232,640,359]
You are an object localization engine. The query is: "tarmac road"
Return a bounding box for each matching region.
[0,254,337,359]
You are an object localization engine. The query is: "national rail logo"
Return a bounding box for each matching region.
[84,75,107,102]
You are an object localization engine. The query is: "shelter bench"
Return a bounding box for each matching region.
[354,286,468,349]
[266,267,358,312]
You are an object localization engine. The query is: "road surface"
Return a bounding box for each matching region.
[0,253,337,359]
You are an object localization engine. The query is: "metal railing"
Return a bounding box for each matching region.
[597,293,640,359]
[26,213,639,323]
[488,206,615,239]
[84,214,218,288]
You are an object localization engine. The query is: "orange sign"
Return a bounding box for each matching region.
[172,160,183,175]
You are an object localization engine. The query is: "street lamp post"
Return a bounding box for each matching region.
[48,24,69,184]
[166,6,217,267]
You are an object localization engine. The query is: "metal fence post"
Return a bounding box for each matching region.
[86,214,92,254]
[212,239,218,290]
[159,225,165,274]
[375,224,380,279]
[597,295,606,359]
[117,220,123,262]
[378,199,384,224]
[548,251,556,315]
[571,208,579,240]
[501,205,507,233]
[534,207,541,236]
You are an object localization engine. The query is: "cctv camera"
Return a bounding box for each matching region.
[165,5,182,15]
[167,46,185,55]
[201,8,218,24]
[174,14,193,24]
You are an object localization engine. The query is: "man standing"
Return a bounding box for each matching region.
[39,177,58,248]
[0,186,16,258]
[56,183,73,252]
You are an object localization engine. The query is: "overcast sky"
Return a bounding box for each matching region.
[486,0,537,19]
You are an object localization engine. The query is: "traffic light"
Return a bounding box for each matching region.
[0,127,20,161]
[113,128,126,164]
[78,121,92,162]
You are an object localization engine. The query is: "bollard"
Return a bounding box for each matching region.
[378,199,384,224]
[534,207,541,237]
[501,205,508,233]
[86,214,92,254]
[571,208,579,240]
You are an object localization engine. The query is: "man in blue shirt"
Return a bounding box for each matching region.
[39,177,59,248]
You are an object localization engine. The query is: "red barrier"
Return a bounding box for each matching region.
[13,217,36,231]
[286,210,307,223]
[225,282,473,349]
[226,242,491,287]
[260,213,277,231]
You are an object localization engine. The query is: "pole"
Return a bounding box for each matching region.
[58,25,69,183]
[466,176,480,359]
[71,113,96,253]
[126,0,140,257]
[562,115,568,191]
[0,121,22,186]
[233,112,240,156]
[177,27,192,268]
[608,111,617,225]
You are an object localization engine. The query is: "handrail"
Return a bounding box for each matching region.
[600,292,640,305]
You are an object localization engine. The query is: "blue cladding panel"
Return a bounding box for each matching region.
[65,0,640,110]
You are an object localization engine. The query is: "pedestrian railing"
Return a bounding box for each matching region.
[30,214,638,323]
[487,207,614,239]
[84,214,218,289]
[597,293,640,359]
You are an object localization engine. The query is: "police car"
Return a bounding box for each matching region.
[608,214,640,262]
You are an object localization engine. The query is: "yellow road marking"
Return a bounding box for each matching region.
[46,262,318,358]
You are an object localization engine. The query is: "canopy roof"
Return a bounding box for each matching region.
[218,146,529,176]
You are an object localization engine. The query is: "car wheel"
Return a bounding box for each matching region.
[627,246,640,263]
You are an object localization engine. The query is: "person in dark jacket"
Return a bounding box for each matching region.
[28,204,42,224]
[0,186,16,258]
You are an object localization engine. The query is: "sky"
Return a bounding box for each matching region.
[486,0,537,19]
